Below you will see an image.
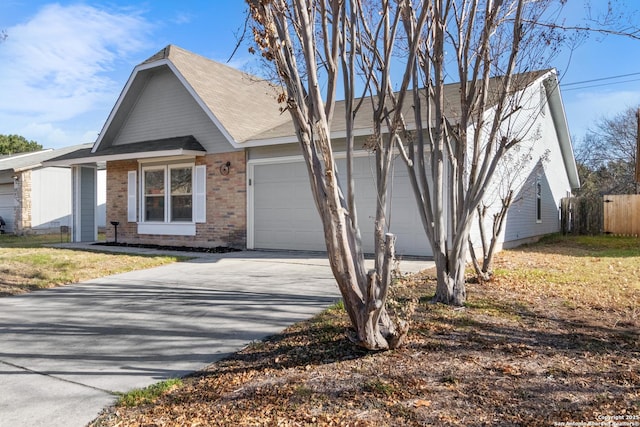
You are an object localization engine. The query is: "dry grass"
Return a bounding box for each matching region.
[0,234,182,296]
[90,234,640,426]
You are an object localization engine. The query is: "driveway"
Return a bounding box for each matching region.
[0,249,430,427]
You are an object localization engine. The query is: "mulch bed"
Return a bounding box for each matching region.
[94,242,240,254]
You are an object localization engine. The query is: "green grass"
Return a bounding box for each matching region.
[0,233,64,248]
[0,232,106,248]
[0,233,183,296]
[538,234,640,257]
[364,378,396,396]
[116,379,183,407]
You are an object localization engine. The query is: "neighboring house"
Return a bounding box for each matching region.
[47,45,579,256]
[0,145,106,235]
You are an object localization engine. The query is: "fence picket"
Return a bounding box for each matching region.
[603,194,640,236]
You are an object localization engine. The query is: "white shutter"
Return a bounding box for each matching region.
[194,165,206,223]
[127,170,137,222]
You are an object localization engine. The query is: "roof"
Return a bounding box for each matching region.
[81,45,578,187]
[94,45,290,151]
[0,144,93,172]
[249,69,551,143]
[93,45,552,148]
[46,136,206,166]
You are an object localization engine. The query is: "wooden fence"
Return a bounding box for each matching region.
[562,194,640,236]
[561,196,603,235]
[603,194,640,236]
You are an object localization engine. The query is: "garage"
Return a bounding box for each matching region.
[0,183,15,233]
[249,154,433,257]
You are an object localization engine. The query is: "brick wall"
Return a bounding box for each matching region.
[105,151,247,248]
[14,170,31,234]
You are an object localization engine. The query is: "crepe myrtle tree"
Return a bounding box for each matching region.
[469,140,551,282]
[362,0,603,306]
[348,0,640,304]
[246,0,408,350]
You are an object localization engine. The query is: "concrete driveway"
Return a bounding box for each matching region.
[0,248,430,427]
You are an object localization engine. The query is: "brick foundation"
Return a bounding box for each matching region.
[105,151,246,248]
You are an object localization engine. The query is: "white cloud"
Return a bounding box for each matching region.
[172,12,193,25]
[0,3,152,147]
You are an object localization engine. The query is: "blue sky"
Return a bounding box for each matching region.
[1,1,639,150]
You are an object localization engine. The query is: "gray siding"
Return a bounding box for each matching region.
[80,167,96,242]
[469,79,573,250]
[113,67,238,154]
[503,170,559,242]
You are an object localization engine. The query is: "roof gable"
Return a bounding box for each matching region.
[93,45,288,152]
[164,46,290,143]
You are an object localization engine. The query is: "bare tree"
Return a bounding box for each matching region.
[368,0,571,305]
[576,106,639,197]
[469,144,550,282]
[246,0,407,350]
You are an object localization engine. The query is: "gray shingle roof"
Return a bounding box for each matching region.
[51,136,205,162]
[150,45,291,143]
[0,144,93,172]
[147,46,549,143]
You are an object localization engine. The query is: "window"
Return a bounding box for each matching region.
[129,163,205,236]
[170,167,193,222]
[141,164,194,223]
[144,168,165,221]
[536,180,542,223]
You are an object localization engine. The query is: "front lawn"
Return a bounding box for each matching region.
[90,235,640,426]
[0,234,182,296]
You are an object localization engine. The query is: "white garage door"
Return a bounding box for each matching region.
[250,155,432,257]
[0,183,15,233]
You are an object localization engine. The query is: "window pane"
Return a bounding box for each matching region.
[145,170,164,195]
[144,169,165,221]
[170,168,192,222]
[171,195,193,222]
[536,182,542,221]
[171,168,192,195]
[145,196,164,221]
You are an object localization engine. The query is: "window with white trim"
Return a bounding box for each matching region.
[142,164,194,223]
[129,163,206,235]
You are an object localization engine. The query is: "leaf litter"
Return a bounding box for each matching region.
[90,236,640,427]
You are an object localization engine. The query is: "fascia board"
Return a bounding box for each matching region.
[543,72,581,189]
[44,149,206,167]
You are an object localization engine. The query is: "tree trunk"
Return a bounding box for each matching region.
[433,246,468,306]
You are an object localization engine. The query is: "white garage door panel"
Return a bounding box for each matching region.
[252,156,433,256]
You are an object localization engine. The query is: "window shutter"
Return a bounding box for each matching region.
[127,170,137,222]
[194,165,206,223]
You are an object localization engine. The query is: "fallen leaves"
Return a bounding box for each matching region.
[89,236,640,427]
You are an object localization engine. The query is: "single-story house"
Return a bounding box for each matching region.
[47,45,579,256]
[0,145,106,235]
